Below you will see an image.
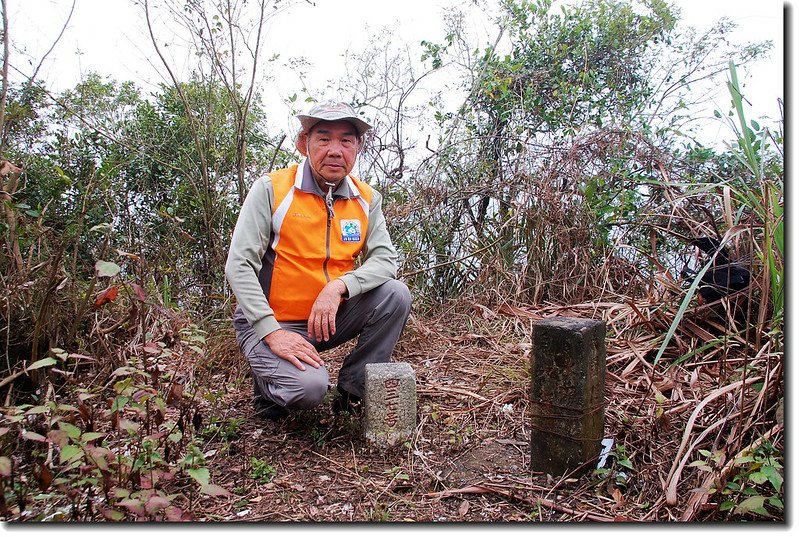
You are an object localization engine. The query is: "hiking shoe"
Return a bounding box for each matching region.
[332,387,362,416]
[254,396,289,421]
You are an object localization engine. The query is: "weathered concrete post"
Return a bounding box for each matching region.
[530,316,606,476]
[364,362,417,447]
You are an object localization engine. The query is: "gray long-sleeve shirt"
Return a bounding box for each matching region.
[225,159,399,340]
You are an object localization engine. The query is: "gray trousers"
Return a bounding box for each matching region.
[233,280,411,410]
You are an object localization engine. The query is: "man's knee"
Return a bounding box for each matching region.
[381,279,412,316]
[277,368,329,410]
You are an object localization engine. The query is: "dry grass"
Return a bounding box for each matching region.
[160,286,781,522]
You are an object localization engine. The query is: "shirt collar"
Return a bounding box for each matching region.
[297,158,359,199]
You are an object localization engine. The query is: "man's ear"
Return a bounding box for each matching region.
[295,130,309,156]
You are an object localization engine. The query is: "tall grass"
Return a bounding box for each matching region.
[652,60,783,366]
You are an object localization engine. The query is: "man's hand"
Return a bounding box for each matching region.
[264,329,324,371]
[308,279,347,342]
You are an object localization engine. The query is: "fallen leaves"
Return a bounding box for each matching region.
[92,286,118,310]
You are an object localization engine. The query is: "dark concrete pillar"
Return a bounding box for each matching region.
[530,316,606,476]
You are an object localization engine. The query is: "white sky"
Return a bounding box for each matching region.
[6,0,788,143]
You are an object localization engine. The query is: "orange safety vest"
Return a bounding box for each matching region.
[261,163,373,321]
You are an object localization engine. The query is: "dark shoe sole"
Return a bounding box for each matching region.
[254,397,289,421]
[332,387,362,416]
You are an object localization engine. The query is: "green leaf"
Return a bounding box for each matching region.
[734,495,765,515]
[760,464,783,492]
[50,347,69,360]
[81,432,106,443]
[102,509,126,521]
[26,357,57,371]
[188,467,210,487]
[748,471,768,485]
[110,396,130,413]
[95,260,121,277]
[59,422,82,440]
[60,444,83,464]
[767,497,784,509]
[617,458,634,470]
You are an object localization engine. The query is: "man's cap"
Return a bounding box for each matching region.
[296,100,372,138]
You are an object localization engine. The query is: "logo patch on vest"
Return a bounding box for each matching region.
[340,219,361,242]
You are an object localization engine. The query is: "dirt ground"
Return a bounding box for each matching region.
[4,298,780,523]
[189,307,657,523]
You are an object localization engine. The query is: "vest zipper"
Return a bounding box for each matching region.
[323,188,335,282]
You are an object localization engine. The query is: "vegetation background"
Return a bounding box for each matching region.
[0,0,786,523]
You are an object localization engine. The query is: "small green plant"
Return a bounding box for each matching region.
[310,426,328,448]
[249,457,277,484]
[367,502,392,522]
[690,440,783,519]
[594,442,633,489]
[0,316,229,521]
[721,442,783,518]
[201,416,244,441]
[383,465,410,482]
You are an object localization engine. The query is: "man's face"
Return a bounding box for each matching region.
[306,120,360,187]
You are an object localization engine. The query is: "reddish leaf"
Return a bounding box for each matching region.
[118,418,140,434]
[47,429,70,448]
[21,430,48,442]
[132,389,152,403]
[179,230,196,242]
[130,282,147,301]
[458,499,470,517]
[159,470,176,481]
[0,456,11,477]
[164,505,191,521]
[84,446,110,472]
[143,341,161,355]
[166,382,184,406]
[200,483,231,497]
[78,404,91,424]
[116,248,140,262]
[92,286,119,310]
[117,499,145,517]
[33,463,53,491]
[68,353,95,363]
[145,494,171,514]
[0,160,22,177]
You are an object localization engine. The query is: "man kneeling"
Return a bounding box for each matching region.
[225,101,411,421]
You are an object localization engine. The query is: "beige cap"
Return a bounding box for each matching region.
[296,100,372,137]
